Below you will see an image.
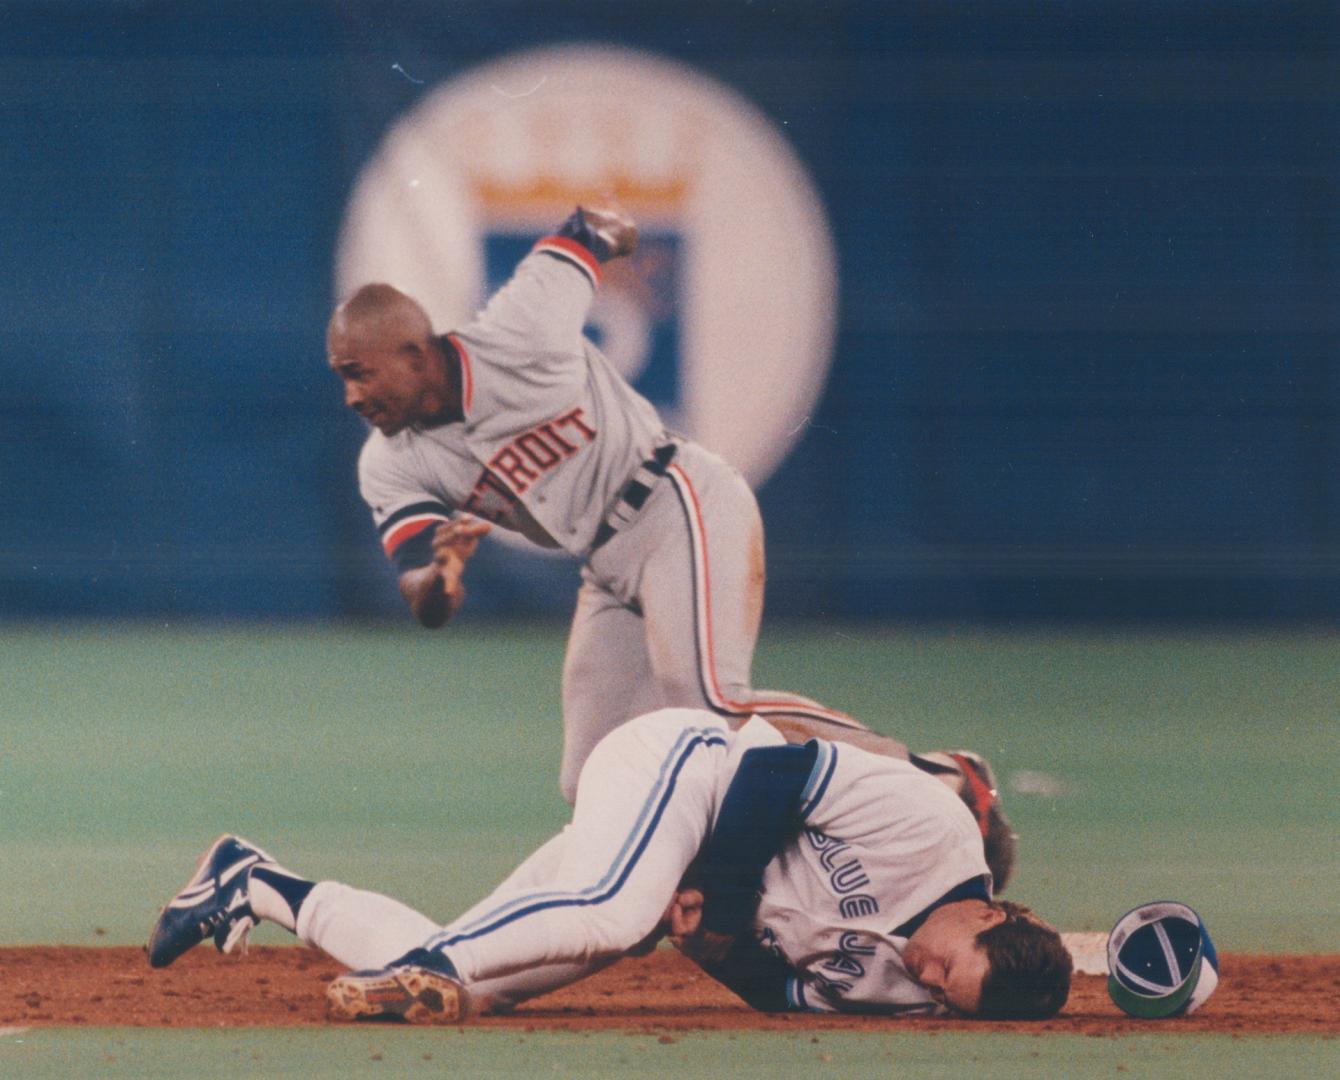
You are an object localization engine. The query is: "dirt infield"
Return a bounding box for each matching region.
[2,947,1337,1035]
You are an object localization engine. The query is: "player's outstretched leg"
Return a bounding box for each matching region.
[637,450,865,735]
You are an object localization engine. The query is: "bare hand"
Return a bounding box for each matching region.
[431,515,492,599]
[665,888,703,938]
[665,889,734,966]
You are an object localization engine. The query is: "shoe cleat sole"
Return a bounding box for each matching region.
[327,967,469,1025]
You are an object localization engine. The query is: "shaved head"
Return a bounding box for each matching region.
[326,284,458,435]
[328,283,435,355]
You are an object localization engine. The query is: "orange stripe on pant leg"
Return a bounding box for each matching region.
[667,464,859,728]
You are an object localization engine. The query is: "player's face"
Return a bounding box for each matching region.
[901,901,1005,1016]
[328,337,437,436]
[904,931,993,1014]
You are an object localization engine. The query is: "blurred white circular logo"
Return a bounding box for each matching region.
[336,43,837,492]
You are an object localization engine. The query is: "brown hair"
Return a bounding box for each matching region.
[975,901,1073,1019]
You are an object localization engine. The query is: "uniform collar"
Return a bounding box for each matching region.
[891,875,992,940]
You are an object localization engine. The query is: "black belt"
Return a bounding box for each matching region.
[590,443,678,552]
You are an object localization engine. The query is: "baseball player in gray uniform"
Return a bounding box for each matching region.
[327,204,1016,889]
[147,708,1070,1022]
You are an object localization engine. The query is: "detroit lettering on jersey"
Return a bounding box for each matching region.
[465,407,599,518]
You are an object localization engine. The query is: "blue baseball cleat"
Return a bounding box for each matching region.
[326,948,472,1024]
[147,834,273,968]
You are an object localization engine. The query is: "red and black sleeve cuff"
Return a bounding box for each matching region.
[377,501,451,569]
[534,206,627,287]
[532,234,602,289]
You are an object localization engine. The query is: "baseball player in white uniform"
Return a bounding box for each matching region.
[329,205,925,803]
[147,709,1071,1022]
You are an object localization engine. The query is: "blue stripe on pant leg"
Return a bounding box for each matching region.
[437,730,725,947]
[423,728,726,952]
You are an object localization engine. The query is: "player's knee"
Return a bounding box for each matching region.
[562,651,600,689]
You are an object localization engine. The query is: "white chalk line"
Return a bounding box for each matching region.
[1062,931,1109,975]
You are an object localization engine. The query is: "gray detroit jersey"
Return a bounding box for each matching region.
[358,238,667,558]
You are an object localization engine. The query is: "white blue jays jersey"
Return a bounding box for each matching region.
[701,723,991,1015]
[358,236,667,560]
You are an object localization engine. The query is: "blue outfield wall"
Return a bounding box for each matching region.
[1,1,1337,621]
